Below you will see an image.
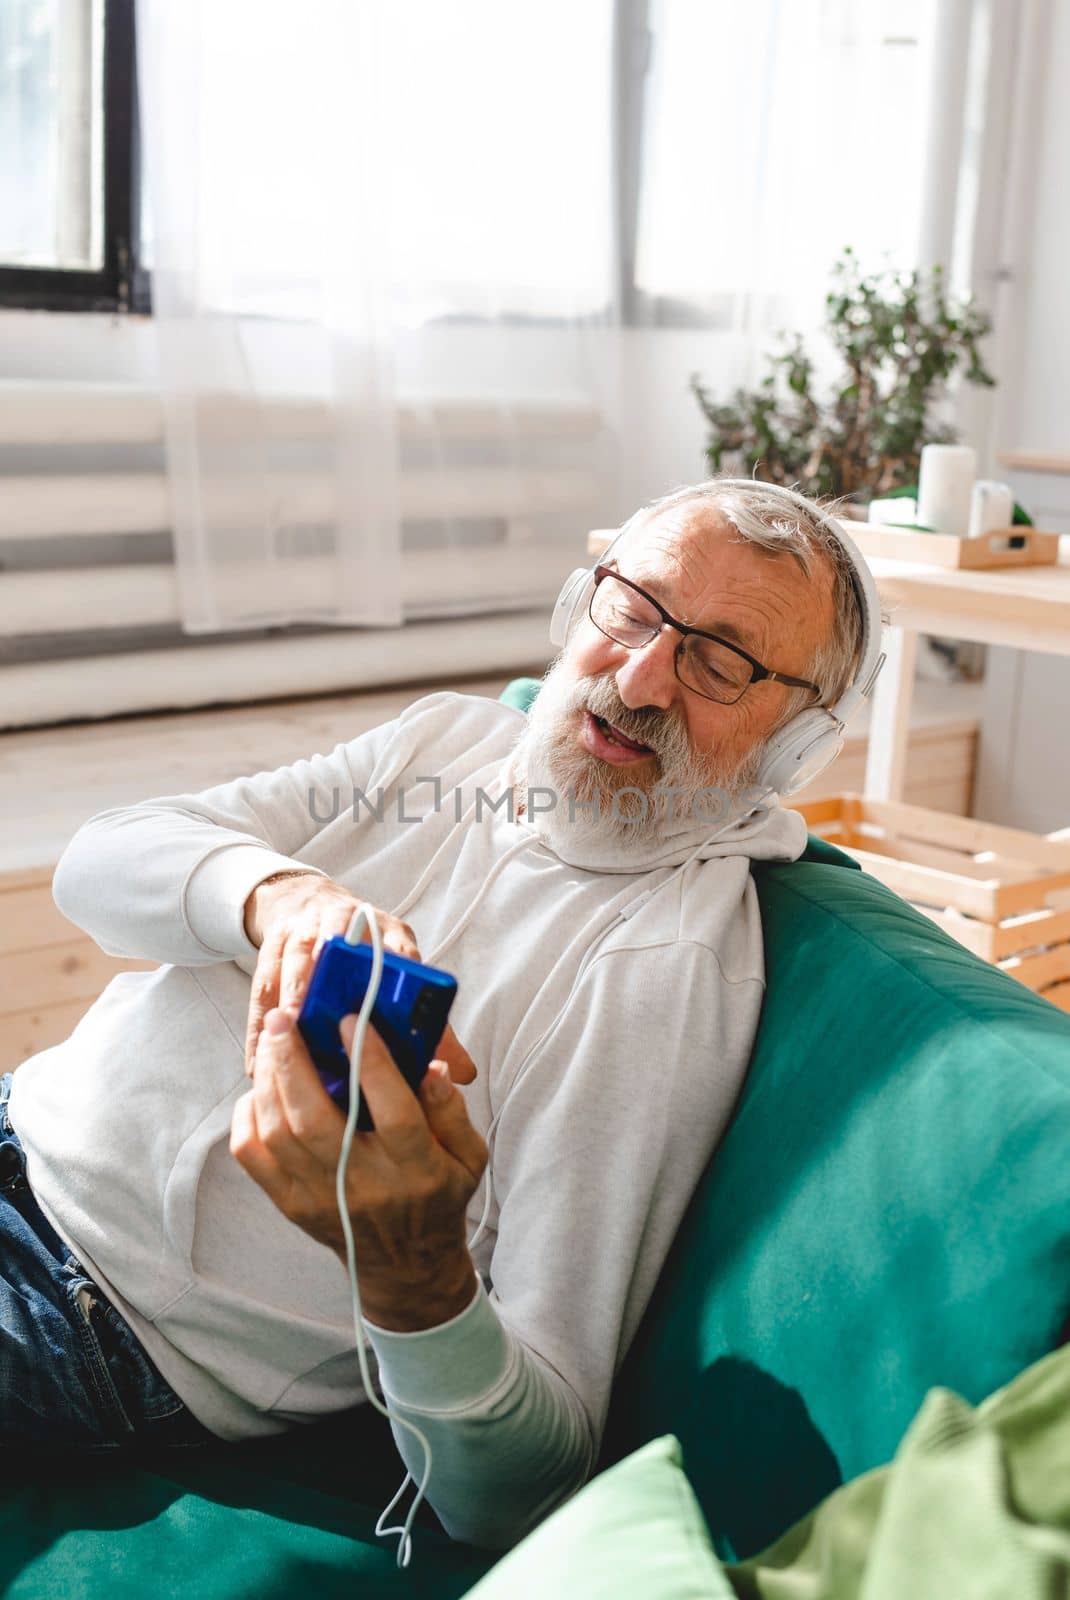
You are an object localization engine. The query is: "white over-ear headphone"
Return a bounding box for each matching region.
[549,479,886,797]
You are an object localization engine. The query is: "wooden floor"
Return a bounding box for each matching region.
[0,670,540,876]
[0,671,981,1073]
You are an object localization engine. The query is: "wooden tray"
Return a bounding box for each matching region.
[845,523,1060,570]
[593,523,1061,569]
[798,794,1070,1013]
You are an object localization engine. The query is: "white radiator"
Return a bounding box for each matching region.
[0,383,595,726]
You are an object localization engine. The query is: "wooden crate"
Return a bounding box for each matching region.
[798,794,1070,1013]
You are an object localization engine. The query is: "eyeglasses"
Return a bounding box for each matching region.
[588,565,822,707]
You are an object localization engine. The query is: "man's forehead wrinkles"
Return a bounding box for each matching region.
[630,523,800,610]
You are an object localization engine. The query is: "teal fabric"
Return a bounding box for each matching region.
[464,1435,734,1600]
[0,1409,496,1597]
[2,675,1067,1595]
[601,849,1070,1561]
[497,675,543,715]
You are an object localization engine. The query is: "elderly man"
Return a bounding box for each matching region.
[1,478,866,1549]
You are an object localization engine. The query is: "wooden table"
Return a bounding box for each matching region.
[861,534,1070,799]
[588,527,1070,803]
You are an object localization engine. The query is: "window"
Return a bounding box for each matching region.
[0,0,938,327]
[139,0,614,324]
[630,0,937,327]
[0,0,143,311]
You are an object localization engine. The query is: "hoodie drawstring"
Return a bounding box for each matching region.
[424,832,535,967]
[390,792,481,922]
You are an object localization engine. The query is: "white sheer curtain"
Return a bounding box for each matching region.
[136,0,617,635]
[634,0,937,349]
[136,0,943,639]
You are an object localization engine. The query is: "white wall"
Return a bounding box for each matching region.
[972,466,1070,831]
[970,2,1070,831]
[615,329,759,511]
[998,0,1070,457]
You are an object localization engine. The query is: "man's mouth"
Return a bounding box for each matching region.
[582,709,655,765]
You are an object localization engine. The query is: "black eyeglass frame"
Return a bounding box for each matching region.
[589,564,822,706]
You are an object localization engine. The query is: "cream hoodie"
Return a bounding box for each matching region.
[10,691,806,1548]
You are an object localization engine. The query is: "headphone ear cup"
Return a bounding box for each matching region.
[755,709,845,797]
[550,568,594,648]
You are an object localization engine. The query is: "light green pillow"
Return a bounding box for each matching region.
[464,1435,733,1600]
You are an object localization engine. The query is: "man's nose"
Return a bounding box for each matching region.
[613,625,681,712]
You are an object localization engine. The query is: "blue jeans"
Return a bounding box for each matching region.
[0,1073,214,1453]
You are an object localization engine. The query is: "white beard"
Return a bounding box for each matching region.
[505,656,768,858]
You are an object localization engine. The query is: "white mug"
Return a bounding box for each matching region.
[917,444,976,537]
[967,480,1014,539]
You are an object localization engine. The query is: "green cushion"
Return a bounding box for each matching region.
[464,1436,734,1600]
[602,850,1070,1561]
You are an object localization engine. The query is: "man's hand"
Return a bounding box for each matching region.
[241,872,475,1091]
[230,1007,486,1332]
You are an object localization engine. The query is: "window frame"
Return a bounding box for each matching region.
[0,0,148,313]
[0,0,638,324]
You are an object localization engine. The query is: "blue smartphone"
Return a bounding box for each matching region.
[297,937,458,1131]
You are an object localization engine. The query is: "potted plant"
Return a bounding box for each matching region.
[691,249,995,507]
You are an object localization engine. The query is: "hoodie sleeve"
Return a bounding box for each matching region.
[50,722,403,972]
[361,931,764,1549]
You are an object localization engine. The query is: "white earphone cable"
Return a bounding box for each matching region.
[338,903,433,1570]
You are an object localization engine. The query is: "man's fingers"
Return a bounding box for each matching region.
[252,1012,314,1163]
[419,1062,488,1185]
[345,909,420,962]
[280,908,390,1019]
[311,907,363,966]
[299,906,372,995]
[338,1014,430,1162]
[230,1087,288,1198]
[278,925,321,1015]
[257,1008,346,1165]
[435,1024,477,1085]
[231,1085,319,1235]
[245,923,287,1075]
[245,899,418,1078]
[382,917,421,963]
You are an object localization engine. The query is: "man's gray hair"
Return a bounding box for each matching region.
[622,478,864,725]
